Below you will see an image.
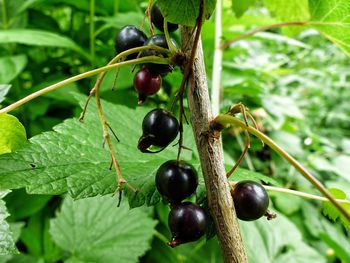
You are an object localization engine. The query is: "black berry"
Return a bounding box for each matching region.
[142,34,176,75]
[156,160,198,203]
[138,109,179,152]
[168,202,207,247]
[134,67,162,103]
[115,25,147,59]
[231,180,269,221]
[151,3,178,32]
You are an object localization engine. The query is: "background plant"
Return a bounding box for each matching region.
[0,0,350,262]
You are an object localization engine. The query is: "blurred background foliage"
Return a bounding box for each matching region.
[0,0,349,262]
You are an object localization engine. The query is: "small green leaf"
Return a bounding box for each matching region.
[309,0,350,57]
[322,188,350,229]
[0,55,27,84]
[0,190,17,255]
[0,114,27,155]
[50,196,156,263]
[232,0,257,18]
[0,30,89,59]
[158,0,217,26]
[0,85,11,104]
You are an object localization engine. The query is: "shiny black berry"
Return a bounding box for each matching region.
[142,34,176,75]
[156,160,198,203]
[231,180,269,221]
[168,202,207,247]
[151,3,178,32]
[115,25,147,59]
[134,67,162,104]
[138,109,179,152]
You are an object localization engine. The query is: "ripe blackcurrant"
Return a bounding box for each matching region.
[142,34,176,75]
[151,3,178,32]
[134,67,162,103]
[156,160,198,203]
[115,25,147,59]
[168,202,207,247]
[138,109,179,152]
[231,180,269,221]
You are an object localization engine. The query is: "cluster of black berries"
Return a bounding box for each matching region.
[115,3,178,104]
[137,108,207,247]
[231,180,270,221]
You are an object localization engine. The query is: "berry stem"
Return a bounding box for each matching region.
[229,181,350,204]
[0,46,171,114]
[213,114,350,222]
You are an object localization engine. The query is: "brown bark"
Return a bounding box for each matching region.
[180,27,248,263]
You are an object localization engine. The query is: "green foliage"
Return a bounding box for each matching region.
[0,114,27,155]
[0,85,10,104]
[232,0,257,18]
[309,0,350,56]
[50,195,156,263]
[0,190,17,255]
[263,0,310,21]
[322,188,350,228]
[158,0,217,26]
[0,55,27,84]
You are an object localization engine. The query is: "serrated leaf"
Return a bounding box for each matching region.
[0,191,17,255]
[158,0,217,26]
[322,188,350,229]
[0,85,11,104]
[240,211,326,263]
[309,0,350,57]
[50,195,156,263]
[232,0,257,18]
[0,114,27,155]
[228,167,280,186]
[0,30,89,59]
[0,94,196,208]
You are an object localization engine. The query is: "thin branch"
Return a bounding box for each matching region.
[220,21,309,50]
[213,114,350,222]
[229,181,350,204]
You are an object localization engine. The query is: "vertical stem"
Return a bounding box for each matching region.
[89,0,95,66]
[180,27,248,263]
[114,0,119,15]
[211,0,222,116]
[1,0,8,29]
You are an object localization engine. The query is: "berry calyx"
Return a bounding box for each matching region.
[156,160,198,203]
[134,67,162,104]
[168,202,207,247]
[151,3,178,32]
[115,25,147,59]
[231,180,269,221]
[142,34,177,75]
[138,109,179,152]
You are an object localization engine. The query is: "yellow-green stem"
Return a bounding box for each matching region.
[214,114,350,222]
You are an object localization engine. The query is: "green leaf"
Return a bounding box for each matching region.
[228,167,280,186]
[240,211,326,263]
[0,30,89,59]
[0,94,196,207]
[232,0,257,18]
[0,114,27,155]
[309,0,350,57]
[0,190,17,255]
[322,188,350,229]
[0,85,11,104]
[158,0,217,26]
[50,195,156,263]
[0,55,27,84]
[263,0,310,35]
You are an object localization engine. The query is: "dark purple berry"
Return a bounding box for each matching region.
[142,34,177,75]
[156,160,198,203]
[231,180,269,221]
[151,3,178,32]
[138,109,179,152]
[115,25,147,59]
[168,202,207,247]
[134,67,162,103]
